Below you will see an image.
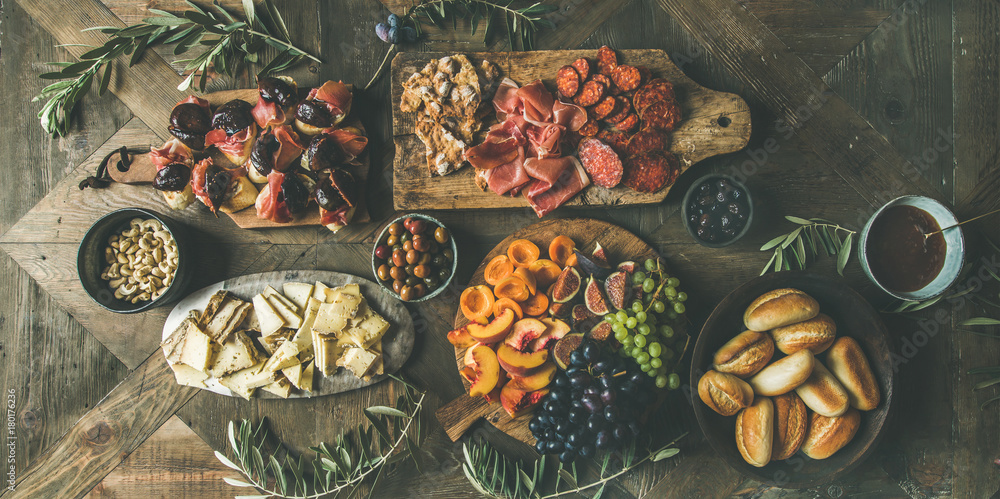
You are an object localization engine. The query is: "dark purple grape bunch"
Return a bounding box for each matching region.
[529,339,652,463]
[376,14,417,44]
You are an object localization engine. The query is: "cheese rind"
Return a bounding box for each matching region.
[207,331,260,378]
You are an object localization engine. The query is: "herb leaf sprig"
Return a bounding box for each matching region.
[216,376,425,498]
[759,216,857,276]
[33,0,319,137]
[461,433,686,499]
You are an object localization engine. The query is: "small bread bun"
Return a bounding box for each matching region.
[698,371,754,416]
[747,350,815,396]
[800,408,861,460]
[826,337,881,411]
[713,330,775,378]
[221,127,258,166]
[161,184,194,210]
[736,397,774,467]
[219,175,259,214]
[744,288,819,332]
[772,392,808,460]
[794,362,849,417]
[770,313,837,355]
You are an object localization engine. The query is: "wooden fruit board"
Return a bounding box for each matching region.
[162,270,414,398]
[435,218,668,444]
[391,49,751,211]
[107,88,370,229]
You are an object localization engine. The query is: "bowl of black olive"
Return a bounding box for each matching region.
[682,175,753,247]
[372,214,457,302]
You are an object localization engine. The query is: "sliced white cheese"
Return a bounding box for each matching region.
[266,294,303,330]
[312,302,350,334]
[261,377,292,398]
[253,294,286,337]
[337,347,379,379]
[263,285,301,314]
[258,328,293,356]
[324,288,363,315]
[341,310,390,349]
[218,362,266,400]
[312,281,330,301]
[282,363,303,388]
[299,361,315,392]
[282,282,314,310]
[162,318,215,372]
[313,331,343,376]
[207,332,260,378]
[169,362,209,388]
[263,340,303,372]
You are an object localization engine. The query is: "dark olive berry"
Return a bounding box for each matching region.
[211,99,254,135]
[152,163,191,192]
[258,76,297,107]
[295,100,334,128]
[281,174,310,215]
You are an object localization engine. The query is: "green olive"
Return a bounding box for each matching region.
[400,232,412,243]
[434,227,450,244]
[392,280,404,294]
[399,285,413,301]
[442,248,454,261]
[438,268,451,281]
[413,264,431,278]
[424,275,440,288]
[386,234,399,246]
[388,223,404,236]
[377,264,391,281]
[406,249,420,265]
[418,252,433,266]
[432,254,446,267]
[405,276,420,287]
[404,264,415,276]
[389,265,406,281]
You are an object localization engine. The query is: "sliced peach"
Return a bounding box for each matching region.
[484,255,515,286]
[463,342,484,366]
[484,377,506,404]
[530,318,570,351]
[500,384,549,418]
[497,343,548,376]
[512,267,537,295]
[507,362,557,392]
[529,259,562,288]
[504,318,547,351]
[447,326,477,348]
[466,344,501,398]
[493,297,524,321]
[467,308,515,344]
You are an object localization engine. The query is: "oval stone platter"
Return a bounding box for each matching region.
[162,270,414,398]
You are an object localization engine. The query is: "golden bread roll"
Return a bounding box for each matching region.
[736,397,774,467]
[794,362,849,417]
[770,313,837,355]
[826,337,881,411]
[698,371,755,416]
[744,288,819,332]
[713,330,775,378]
[800,408,861,460]
[747,350,815,396]
[220,175,259,213]
[771,392,808,460]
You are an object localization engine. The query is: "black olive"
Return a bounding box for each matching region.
[258,77,297,107]
[281,174,311,215]
[305,135,346,171]
[152,163,191,191]
[168,103,211,150]
[295,100,334,128]
[250,131,278,176]
[211,99,254,135]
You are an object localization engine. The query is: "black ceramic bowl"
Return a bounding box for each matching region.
[681,174,754,248]
[690,271,893,488]
[371,213,458,302]
[77,208,194,313]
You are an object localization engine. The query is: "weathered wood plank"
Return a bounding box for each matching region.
[4,353,198,499]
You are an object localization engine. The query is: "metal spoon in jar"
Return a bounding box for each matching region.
[923,207,1000,239]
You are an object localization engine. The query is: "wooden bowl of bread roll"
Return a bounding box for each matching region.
[691,270,893,488]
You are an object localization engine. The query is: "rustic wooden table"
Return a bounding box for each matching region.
[1,0,998,497]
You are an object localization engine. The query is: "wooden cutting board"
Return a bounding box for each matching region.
[435,218,684,444]
[391,49,751,211]
[107,88,370,229]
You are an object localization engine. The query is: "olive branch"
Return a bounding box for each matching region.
[32,0,319,137]
[461,433,686,499]
[758,216,857,276]
[215,375,426,498]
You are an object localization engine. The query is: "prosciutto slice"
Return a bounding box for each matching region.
[271,126,306,172]
[254,171,292,223]
[204,126,252,161]
[524,157,590,218]
[552,100,587,132]
[324,128,368,161]
[307,81,352,123]
[482,147,529,196]
[517,80,555,126]
[252,99,285,129]
[493,78,522,117]
[526,123,564,159]
[465,117,529,170]
[149,138,193,169]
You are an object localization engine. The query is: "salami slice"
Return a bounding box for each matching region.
[603,96,632,125]
[578,119,599,137]
[611,65,641,92]
[597,46,618,75]
[589,74,616,94]
[578,137,623,188]
[626,129,669,157]
[622,150,679,193]
[636,66,653,86]
[633,78,675,115]
[589,96,617,120]
[556,65,581,99]
[596,130,631,156]
[640,99,682,132]
[573,80,605,107]
[610,112,639,133]
[572,58,591,81]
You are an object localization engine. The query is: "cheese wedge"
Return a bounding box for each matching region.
[207,331,260,378]
[202,296,252,344]
[341,310,389,349]
[282,282,314,310]
[282,363,303,388]
[264,340,303,372]
[218,362,268,400]
[369,340,384,377]
[313,281,330,301]
[312,302,350,334]
[325,287,363,315]
[261,377,292,398]
[161,318,215,372]
[253,294,286,336]
[299,361,315,392]
[313,331,343,376]
[169,362,209,388]
[337,347,379,379]
[258,328,294,355]
[263,285,300,314]
[265,294,303,329]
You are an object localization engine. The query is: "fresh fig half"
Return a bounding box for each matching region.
[591,242,611,269]
[588,321,613,341]
[617,261,637,273]
[573,249,612,280]
[584,275,610,315]
[571,304,600,334]
[550,266,581,303]
[552,333,585,370]
[604,271,632,311]
[548,301,572,318]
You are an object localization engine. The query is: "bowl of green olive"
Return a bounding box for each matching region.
[372,214,457,302]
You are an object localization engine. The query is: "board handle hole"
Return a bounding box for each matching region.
[717,116,732,128]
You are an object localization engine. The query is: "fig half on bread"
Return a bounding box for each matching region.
[206,99,259,165]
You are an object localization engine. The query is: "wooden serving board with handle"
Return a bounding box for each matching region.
[391,49,751,212]
[435,218,665,444]
[107,88,370,229]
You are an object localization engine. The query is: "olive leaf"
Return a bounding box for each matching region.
[215,376,426,498]
[33,0,319,137]
[759,216,856,276]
